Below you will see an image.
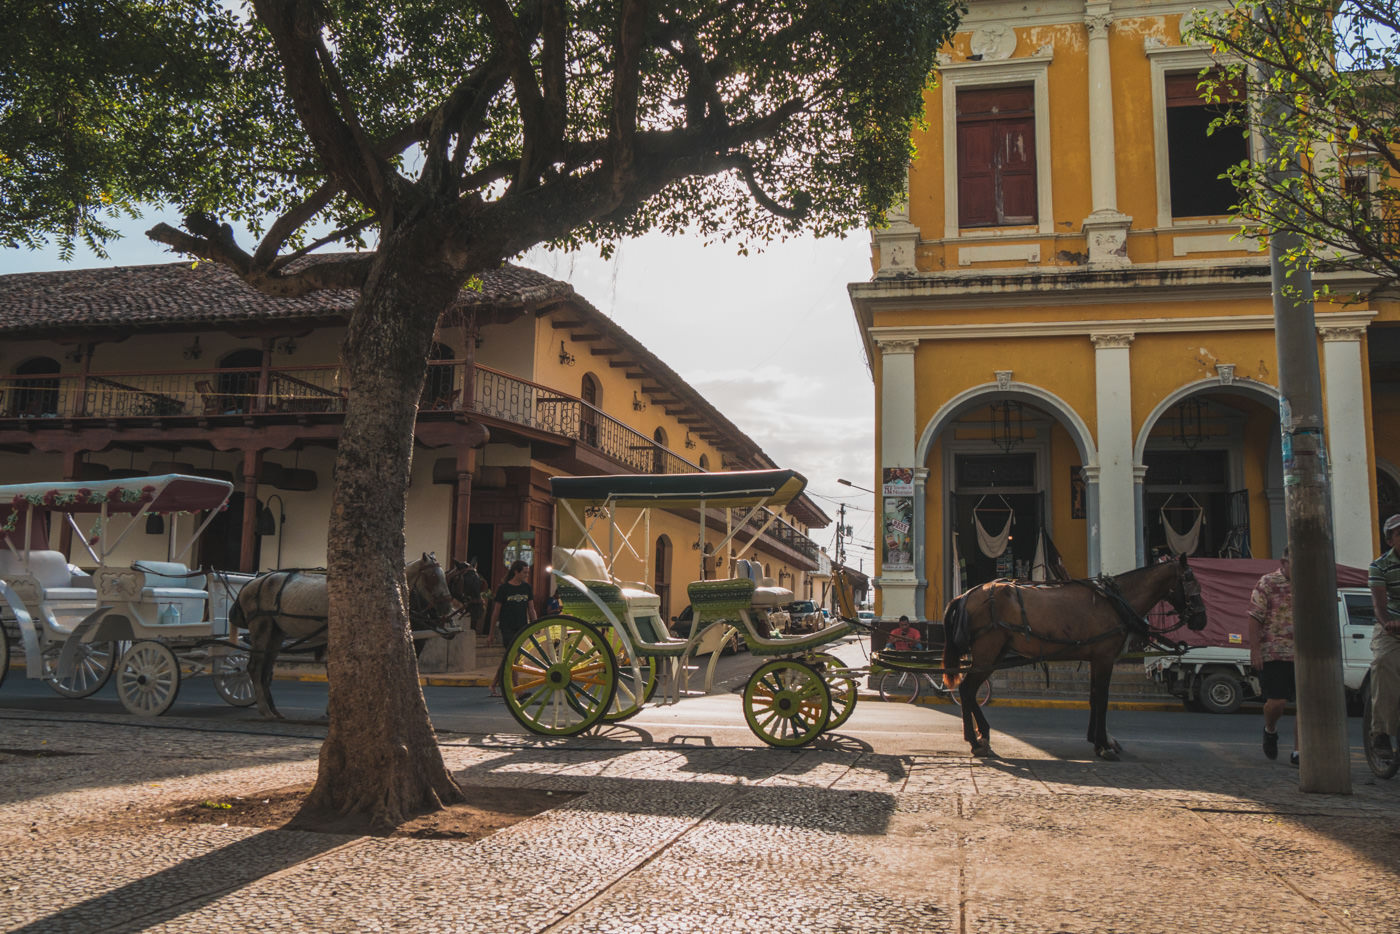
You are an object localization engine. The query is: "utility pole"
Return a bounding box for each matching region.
[1261,0,1350,794]
[832,502,848,614]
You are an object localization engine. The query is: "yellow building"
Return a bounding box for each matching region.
[850,1,1396,620]
[0,260,829,627]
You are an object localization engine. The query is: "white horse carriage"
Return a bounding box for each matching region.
[0,474,257,715]
[502,469,862,746]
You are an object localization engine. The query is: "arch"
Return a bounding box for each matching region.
[8,356,61,417]
[652,426,668,473]
[1134,377,1280,462]
[580,373,600,446]
[422,342,457,409]
[216,348,264,415]
[699,453,710,471]
[917,381,1097,466]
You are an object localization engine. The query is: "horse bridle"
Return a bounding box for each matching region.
[408,557,464,637]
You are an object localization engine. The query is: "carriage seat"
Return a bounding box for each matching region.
[0,549,99,604]
[132,560,208,624]
[733,558,792,607]
[551,547,665,639]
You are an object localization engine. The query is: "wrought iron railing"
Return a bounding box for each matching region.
[0,359,819,561]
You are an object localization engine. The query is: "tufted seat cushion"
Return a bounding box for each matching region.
[750,586,792,607]
[0,550,98,608]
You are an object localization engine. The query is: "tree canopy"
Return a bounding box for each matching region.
[2,0,964,832]
[1190,0,1400,289]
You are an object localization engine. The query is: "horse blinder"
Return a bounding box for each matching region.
[1179,568,1208,631]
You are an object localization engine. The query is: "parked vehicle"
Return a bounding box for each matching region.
[1144,558,1373,714]
[857,610,875,624]
[785,599,824,633]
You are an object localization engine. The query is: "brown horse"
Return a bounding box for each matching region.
[233,553,456,718]
[942,554,1207,760]
[445,558,488,634]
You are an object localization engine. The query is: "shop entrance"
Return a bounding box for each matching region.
[951,453,1043,589]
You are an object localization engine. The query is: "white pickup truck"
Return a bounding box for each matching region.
[1144,558,1376,715]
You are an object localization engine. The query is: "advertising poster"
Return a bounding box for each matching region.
[882,466,914,497]
[882,493,914,571]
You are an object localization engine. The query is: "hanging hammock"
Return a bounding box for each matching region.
[1161,494,1204,556]
[974,495,1013,558]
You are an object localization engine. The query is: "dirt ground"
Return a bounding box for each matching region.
[153,784,578,840]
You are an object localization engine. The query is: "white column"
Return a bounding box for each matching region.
[1091,333,1137,573]
[1321,326,1374,566]
[877,338,919,619]
[1081,2,1132,266]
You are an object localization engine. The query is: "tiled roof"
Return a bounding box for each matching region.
[0,257,572,336]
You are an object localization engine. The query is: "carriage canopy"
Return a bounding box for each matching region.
[0,474,234,521]
[549,469,807,511]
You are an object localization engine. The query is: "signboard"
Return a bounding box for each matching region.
[882,467,914,497]
[502,531,535,541]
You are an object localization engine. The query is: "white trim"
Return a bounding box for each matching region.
[1173,233,1260,256]
[958,243,1041,266]
[871,309,1376,341]
[1133,378,1280,463]
[941,54,1055,240]
[917,381,1097,468]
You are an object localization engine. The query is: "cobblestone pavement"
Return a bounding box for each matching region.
[0,711,1397,933]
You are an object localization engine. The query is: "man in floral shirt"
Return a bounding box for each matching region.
[1249,546,1297,765]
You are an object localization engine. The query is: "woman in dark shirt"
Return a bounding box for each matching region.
[489,560,535,696]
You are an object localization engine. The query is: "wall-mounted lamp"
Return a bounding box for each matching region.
[276,337,298,356]
[63,345,85,364]
[684,431,696,449]
[145,513,165,535]
[632,390,646,411]
[182,336,203,361]
[558,340,576,366]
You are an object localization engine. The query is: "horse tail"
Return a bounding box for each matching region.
[942,595,966,691]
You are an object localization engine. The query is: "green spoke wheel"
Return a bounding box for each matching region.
[503,616,617,736]
[602,627,657,722]
[42,640,116,698]
[1362,690,1400,779]
[116,641,181,717]
[212,649,257,708]
[811,652,857,730]
[743,658,831,748]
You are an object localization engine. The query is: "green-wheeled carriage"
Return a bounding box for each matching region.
[499,469,864,746]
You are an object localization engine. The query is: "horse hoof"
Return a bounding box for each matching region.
[1095,746,1120,761]
[971,743,995,758]
[1111,739,1124,754]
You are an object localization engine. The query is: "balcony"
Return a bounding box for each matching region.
[0,360,819,563]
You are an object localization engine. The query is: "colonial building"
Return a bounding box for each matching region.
[0,259,828,625]
[851,0,1396,620]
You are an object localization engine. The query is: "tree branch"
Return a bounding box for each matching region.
[480,0,548,188]
[608,0,649,193]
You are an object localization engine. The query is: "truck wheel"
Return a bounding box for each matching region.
[1198,671,1243,715]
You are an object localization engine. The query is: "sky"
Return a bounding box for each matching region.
[0,214,881,567]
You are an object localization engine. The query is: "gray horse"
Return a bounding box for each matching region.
[232,553,456,718]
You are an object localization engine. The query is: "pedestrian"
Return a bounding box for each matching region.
[1248,546,1298,765]
[1367,515,1400,764]
[885,615,924,652]
[488,560,536,697]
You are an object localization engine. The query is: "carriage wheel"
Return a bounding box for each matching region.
[811,652,857,730]
[116,641,182,717]
[1362,690,1400,779]
[503,617,617,736]
[602,626,657,722]
[743,659,831,748]
[42,640,117,698]
[212,649,257,708]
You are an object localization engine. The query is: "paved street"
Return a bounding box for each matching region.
[1,666,1398,933]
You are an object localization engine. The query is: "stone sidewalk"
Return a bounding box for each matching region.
[1,711,1397,933]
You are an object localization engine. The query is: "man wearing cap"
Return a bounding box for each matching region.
[1366,515,1400,763]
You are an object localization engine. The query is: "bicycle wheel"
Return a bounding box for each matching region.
[877,669,920,703]
[950,676,992,708]
[1362,690,1400,779]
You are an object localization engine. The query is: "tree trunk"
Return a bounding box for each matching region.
[294,223,470,834]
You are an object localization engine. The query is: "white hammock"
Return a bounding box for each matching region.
[975,508,1013,558]
[1161,497,1203,556]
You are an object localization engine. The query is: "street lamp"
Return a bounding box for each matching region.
[837,478,875,494]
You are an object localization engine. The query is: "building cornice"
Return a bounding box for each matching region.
[869,309,1377,343]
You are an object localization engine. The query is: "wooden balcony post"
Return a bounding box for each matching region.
[255,338,274,414]
[239,449,262,572]
[59,450,80,557]
[451,446,478,564]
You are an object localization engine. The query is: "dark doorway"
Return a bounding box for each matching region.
[1143,449,1231,558]
[198,492,263,572]
[952,492,1042,588]
[468,522,496,587]
[9,357,61,417]
[216,349,264,415]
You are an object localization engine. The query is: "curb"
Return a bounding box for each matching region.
[272,670,494,688]
[852,690,1183,712]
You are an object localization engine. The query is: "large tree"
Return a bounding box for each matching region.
[1190,0,1400,289]
[1,0,961,831]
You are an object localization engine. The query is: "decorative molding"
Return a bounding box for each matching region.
[864,307,1378,338]
[1090,333,1135,350]
[1216,363,1236,384]
[970,24,1017,61]
[1173,233,1259,256]
[1319,325,1366,342]
[1084,11,1113,35]
[875,338,918,356]
[995,370,1014,391]
[1082,211,1133,267]
[958,243,1040,266]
